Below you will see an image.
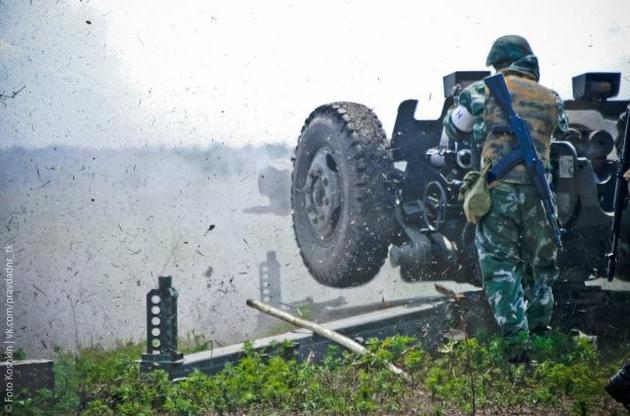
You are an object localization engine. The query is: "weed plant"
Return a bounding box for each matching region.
[11,332,629,415]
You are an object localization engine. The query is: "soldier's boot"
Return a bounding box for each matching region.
[504,331,532,365]
[605,363,630,411]
[530,324,552,337]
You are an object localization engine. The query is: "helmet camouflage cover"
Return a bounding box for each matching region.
[486,35,533,67]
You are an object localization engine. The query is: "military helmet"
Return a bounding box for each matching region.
[486,35,533,67]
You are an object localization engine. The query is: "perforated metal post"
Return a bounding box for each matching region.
[259,251,281,306]
[140,276,183,376]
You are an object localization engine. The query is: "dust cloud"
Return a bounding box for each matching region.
[0,145,465,358]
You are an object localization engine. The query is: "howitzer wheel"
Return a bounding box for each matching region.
[291,102,397,287]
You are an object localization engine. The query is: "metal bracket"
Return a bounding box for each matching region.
[140,276,183,376]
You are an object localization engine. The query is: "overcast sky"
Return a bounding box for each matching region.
[1,0,629,148]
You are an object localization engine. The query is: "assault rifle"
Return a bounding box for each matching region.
[606,105,630,281]
[484,73,563,248]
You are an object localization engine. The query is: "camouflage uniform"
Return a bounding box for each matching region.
[445,42,569,342]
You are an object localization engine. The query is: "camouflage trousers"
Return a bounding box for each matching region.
[475,182,559,341]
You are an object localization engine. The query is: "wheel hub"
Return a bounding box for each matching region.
[304,148,342,239]
[423,181,447,231]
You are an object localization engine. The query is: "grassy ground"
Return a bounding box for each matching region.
[11,332,630,416]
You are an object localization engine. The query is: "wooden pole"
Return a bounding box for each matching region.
[246,298,411,382]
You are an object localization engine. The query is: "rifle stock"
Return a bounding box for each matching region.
[484,75,515,117]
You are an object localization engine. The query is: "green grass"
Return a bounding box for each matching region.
[11,332,630,416]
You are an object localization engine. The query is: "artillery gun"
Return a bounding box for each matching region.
[291,71,630,288]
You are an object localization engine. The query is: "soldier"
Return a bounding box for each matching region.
[619,110,630,183]
[605,171,630,410]
[444,35,569,359]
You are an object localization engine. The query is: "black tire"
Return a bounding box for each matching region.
[291,102,396,287]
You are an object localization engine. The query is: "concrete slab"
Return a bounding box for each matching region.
[161,300,451,380]
[0,359,54,396]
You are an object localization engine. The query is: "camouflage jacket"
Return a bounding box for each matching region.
[444,55,569,182]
